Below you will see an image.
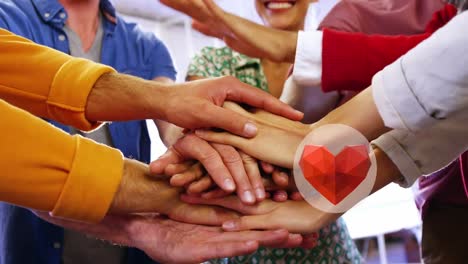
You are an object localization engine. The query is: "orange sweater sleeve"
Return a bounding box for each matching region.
[0,28,114,131]
[0,29,123,223]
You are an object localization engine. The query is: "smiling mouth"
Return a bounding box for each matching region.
[265,1,296,10]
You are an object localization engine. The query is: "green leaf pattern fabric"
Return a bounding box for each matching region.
[187,46,269,93]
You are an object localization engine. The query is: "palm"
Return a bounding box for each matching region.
[36,212,297,263]
[132,216,253,263]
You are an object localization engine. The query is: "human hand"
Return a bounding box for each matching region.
[35,212,303,263]
[181,194,338,235]
[162,76,303,138]
[159,0,213,24]
[165,160,302,202]
[150,134,266,204]
[194,102,312,169]
[161,0,298,62]
[154,146,301,203]
[109,158,241,226]
[88,75,302,139]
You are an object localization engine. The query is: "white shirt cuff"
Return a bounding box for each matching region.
[292,30,323,87]
[371,132,422,188]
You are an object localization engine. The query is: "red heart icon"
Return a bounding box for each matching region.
[299,145,371,205]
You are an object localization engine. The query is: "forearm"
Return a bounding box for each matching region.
[313,87,389,141]
[370,146,402,193]
[226,23,298,63]
[86,73,169,123]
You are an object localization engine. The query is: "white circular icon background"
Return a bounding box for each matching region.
[293,124,377,213]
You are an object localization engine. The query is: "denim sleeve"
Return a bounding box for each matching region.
[149,37,177,81]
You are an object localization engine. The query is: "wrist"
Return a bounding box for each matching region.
[370,146,402,193]
[145,81,173,122]
[109,159,178,215]
[299,122,314,137]
[284,31,299,63]
[86,73,170,122]
[108,159,134,214]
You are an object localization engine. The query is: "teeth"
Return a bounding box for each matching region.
[266,2,293,9]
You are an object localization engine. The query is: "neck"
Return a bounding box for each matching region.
[59,0,100,51]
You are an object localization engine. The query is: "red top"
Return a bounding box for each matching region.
[319,0,446,35]
[320,4,457,93]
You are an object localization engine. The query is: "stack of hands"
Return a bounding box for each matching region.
[151,102,335,234]
[30,1,381,263]
[38,102,339,264]
[31,0,343,262]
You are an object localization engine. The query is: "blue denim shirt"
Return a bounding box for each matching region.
[0,1,176,263]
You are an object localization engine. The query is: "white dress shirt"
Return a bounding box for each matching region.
[371,12,468,186]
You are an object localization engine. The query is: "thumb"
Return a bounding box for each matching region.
[149,148,184,175]
[222,215,272,231]
[201,104,258,138]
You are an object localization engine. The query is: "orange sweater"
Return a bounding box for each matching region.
[0,29,123,223]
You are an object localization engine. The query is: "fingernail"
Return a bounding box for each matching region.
[245,241,257,247]
[243,190,255,203]
[223,221,237,230]
[273,229,286,235]
[290,234,302,241]
[194,130,206,137]
[201,192,212,199]
[243,122,257,137]
[255,188,265,199]
[280,172,288,178]
[224,179,236,191]
[275,193,287,202]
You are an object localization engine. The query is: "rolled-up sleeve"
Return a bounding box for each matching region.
[372,12,468,132]
[372,109,468,188]
[0,29,123,222]
[0,28,116,131]
[0,100,123,222]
